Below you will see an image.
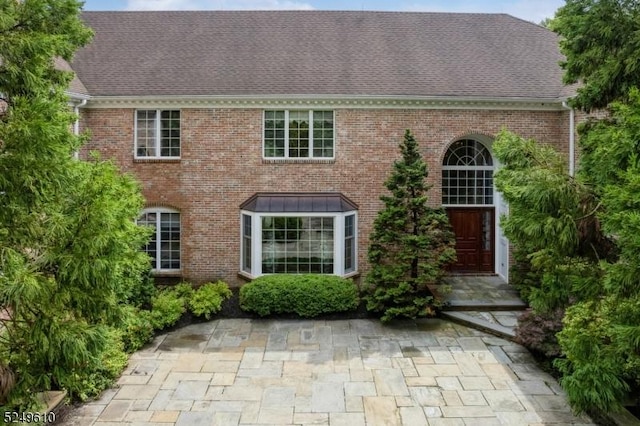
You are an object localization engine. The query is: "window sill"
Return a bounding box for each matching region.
[151,270,182,277]
[262,158,335,165]
[134,158,181,163]
[238,271,255,282]
[237,271,359,281]
[343,271,360,280]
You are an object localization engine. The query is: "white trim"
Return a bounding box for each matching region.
[443,137,508,276]
[240,210,357,278]
[133,109,181,160]
[83,94,567,111]
[139,207,181,273]
[442,204,495,208]
[442,165,494,171]
[562,101,576,176]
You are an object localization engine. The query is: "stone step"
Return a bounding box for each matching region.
[441,311,517,341]
[443,299,528,311]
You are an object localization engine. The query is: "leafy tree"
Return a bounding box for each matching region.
[0,0,150,409]
[551,0,640,111]
[363,129,456,322]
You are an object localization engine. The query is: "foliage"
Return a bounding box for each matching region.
[0,0,152,410]
[147,287,188,330]
[189,281,232,320]
[363,129,456,322]
[515,308,564,358]
[551,1,640,406]
[239,275,359,317]
[494,98,640,412]
[117,305,154,353]
[493,129,612,312]
[123,270,157,309]
[56,328,129,402]
[553,91,640,413]
[551,0,640,111]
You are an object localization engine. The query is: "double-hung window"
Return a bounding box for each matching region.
[135,110,181,158]
[263,110,334,159]
[138,208,181,271]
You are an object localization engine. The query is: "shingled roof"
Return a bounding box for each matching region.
[71,11,566,100]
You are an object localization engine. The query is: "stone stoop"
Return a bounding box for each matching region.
[440,311,521,341]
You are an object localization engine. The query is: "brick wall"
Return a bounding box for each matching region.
[80,107,571,285]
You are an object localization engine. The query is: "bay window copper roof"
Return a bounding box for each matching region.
[240,193,358,213]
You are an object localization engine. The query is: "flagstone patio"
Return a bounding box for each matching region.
[60,317,593,426]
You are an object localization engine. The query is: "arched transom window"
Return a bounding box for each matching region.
[442,139,494,205]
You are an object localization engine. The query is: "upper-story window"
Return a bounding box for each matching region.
[135,110,180,158]
[264,110,334,159]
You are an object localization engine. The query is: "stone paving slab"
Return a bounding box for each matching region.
[60,318,593,426]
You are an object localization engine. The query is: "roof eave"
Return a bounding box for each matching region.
[81,94,568,111]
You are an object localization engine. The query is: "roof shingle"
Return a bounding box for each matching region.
[71,11,566,99]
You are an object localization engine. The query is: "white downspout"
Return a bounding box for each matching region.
[73,99,87,159]
[562,101,575,176]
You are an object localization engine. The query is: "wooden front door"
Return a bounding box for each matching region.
[446,207,494,272]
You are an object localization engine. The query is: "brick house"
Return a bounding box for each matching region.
[67,10,575,286]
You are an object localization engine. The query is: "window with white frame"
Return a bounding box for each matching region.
[138,208,181,271]
[135,110,180,158]
[263,110,334,159]
[240,194,357,277]
[442,139,494,205]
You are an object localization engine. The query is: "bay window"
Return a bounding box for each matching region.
[240,193,357,278]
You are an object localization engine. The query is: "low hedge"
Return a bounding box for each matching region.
[239,274,359,317]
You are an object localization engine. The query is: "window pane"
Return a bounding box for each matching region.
[312,111,334,158]
[242,214,252,273]
[264,111,285,157]
[261,216,334,274]
[158,212,180,270]
[138,212,157,267]
[344,214,355,273]
[288,111,310,158]
[136,110,157,157]
[160,110,180,157]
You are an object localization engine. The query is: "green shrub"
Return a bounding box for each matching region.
[147,288,188,330]
[125,271,157,309]
[118,305,155,352]
[57,328,128,402]
[239,275,359,317]
[172,282,195,300]
[189,281,232,319]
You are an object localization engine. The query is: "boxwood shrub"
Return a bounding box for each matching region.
[239,274,359,317]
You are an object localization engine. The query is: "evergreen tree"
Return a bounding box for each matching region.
[551,0,640,111]
[0,0,150,409]
[555,90,640,413]
[494,109,640,412]
[364,130,456,322]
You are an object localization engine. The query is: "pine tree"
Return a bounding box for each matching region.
[364,130,456,322]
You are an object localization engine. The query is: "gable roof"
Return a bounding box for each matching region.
[55,57,89,98]
[71,11,567,100]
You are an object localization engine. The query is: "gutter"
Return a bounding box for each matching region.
[562,101,576,176]
[72,98,87,159]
